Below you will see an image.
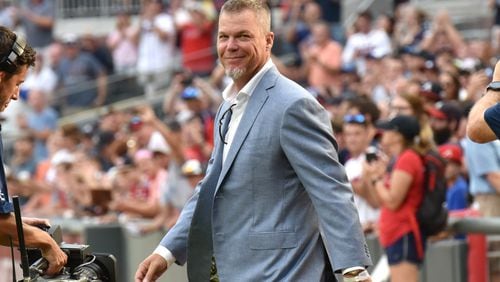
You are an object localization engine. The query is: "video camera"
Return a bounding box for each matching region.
[12,197,117,282]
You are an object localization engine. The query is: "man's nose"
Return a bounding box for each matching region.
[226,38,238,51]
[11,88,19,100]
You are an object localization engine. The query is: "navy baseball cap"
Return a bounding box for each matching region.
[376,115,420,141]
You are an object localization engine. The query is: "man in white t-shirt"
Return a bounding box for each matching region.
[343,114,380,232]
[135,0,177,98]
[342,10,392,76]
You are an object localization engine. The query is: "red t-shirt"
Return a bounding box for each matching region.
[379,149,424,248]
[181,22,215,74]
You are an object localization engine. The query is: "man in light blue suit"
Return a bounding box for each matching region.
[135,1,372,281]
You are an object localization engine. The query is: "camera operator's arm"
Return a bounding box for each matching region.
[467,61,500,143]
[0,213,67,275]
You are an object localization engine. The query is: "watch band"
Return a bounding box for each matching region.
[486,81,500,92]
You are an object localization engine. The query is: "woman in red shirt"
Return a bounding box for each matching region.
[364,115,425,282]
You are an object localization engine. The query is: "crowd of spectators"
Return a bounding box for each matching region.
[0,0,500,280]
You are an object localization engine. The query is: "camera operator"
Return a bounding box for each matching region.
[0,26,67,276]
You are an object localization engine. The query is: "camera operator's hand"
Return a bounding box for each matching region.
[22,217,50,228]
[24,224,68,276]
[40,239,67,276]
[135,253,168,282]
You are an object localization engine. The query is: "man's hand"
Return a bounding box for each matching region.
[135,253,168,282]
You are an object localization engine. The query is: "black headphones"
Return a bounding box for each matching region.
[0,34,26,73]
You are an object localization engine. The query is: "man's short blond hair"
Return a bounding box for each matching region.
[220,0,271,33]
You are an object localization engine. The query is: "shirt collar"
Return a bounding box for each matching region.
[222,59,274,103]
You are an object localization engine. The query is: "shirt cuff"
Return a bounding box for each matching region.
[342,266,365,275]
[153,245,176,267]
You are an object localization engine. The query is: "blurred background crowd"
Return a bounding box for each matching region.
[1,0,500,280]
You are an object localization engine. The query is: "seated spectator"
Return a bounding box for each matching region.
[6,134,38,205]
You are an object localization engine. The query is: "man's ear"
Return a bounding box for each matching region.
[266,32,274,50]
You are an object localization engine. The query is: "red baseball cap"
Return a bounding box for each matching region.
[438,144,463,165]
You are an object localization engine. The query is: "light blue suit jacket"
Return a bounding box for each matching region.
[160,67,371,281]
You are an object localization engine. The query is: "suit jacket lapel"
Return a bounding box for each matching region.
[216,67,280,189]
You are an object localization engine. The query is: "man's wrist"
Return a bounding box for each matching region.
[153,245,176,267]
[342,268,370,281]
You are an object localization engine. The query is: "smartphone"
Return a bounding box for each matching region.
[365,146,378,163]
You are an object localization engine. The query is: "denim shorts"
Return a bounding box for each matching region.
[385,232,423,265]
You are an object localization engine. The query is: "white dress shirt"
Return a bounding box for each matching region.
[221,59,274,162]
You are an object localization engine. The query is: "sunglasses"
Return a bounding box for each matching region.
[343,114,367,124]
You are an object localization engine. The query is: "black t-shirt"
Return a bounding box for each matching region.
[484,103,500,140]
[0,136,12,214]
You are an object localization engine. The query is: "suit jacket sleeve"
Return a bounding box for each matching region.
[279,97,372,272]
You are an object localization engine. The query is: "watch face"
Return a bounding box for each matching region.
[488,81,500,91]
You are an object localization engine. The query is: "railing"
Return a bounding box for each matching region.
[54,0,143,18]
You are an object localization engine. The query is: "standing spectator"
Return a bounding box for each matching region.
[342,10,392,76]
[106,11,138,75]
[18,89,58,163]
[393,4,427,51]
[80,33,114,75]
[56,34,108,111]
[134,0,177,98]
[463,137,500,282]
[300,21,343,95]
[0,0,16,29]
[21,52,58,101]
[283,1,322,63]
[343,114,380,233]
[428,101,463,146]
[491,0,500,54]
[419,10,465,56]
[438,143,469,211]
[179,2,216,77]
[316,0,343,43]
[365,115,425,282]
[15,0,55,49]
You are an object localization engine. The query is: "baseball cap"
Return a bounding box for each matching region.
[438,143,462,165]
[181,159,203,176]
[376,115,420,141]
[420,81,443,102]
[427,101,462,123]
